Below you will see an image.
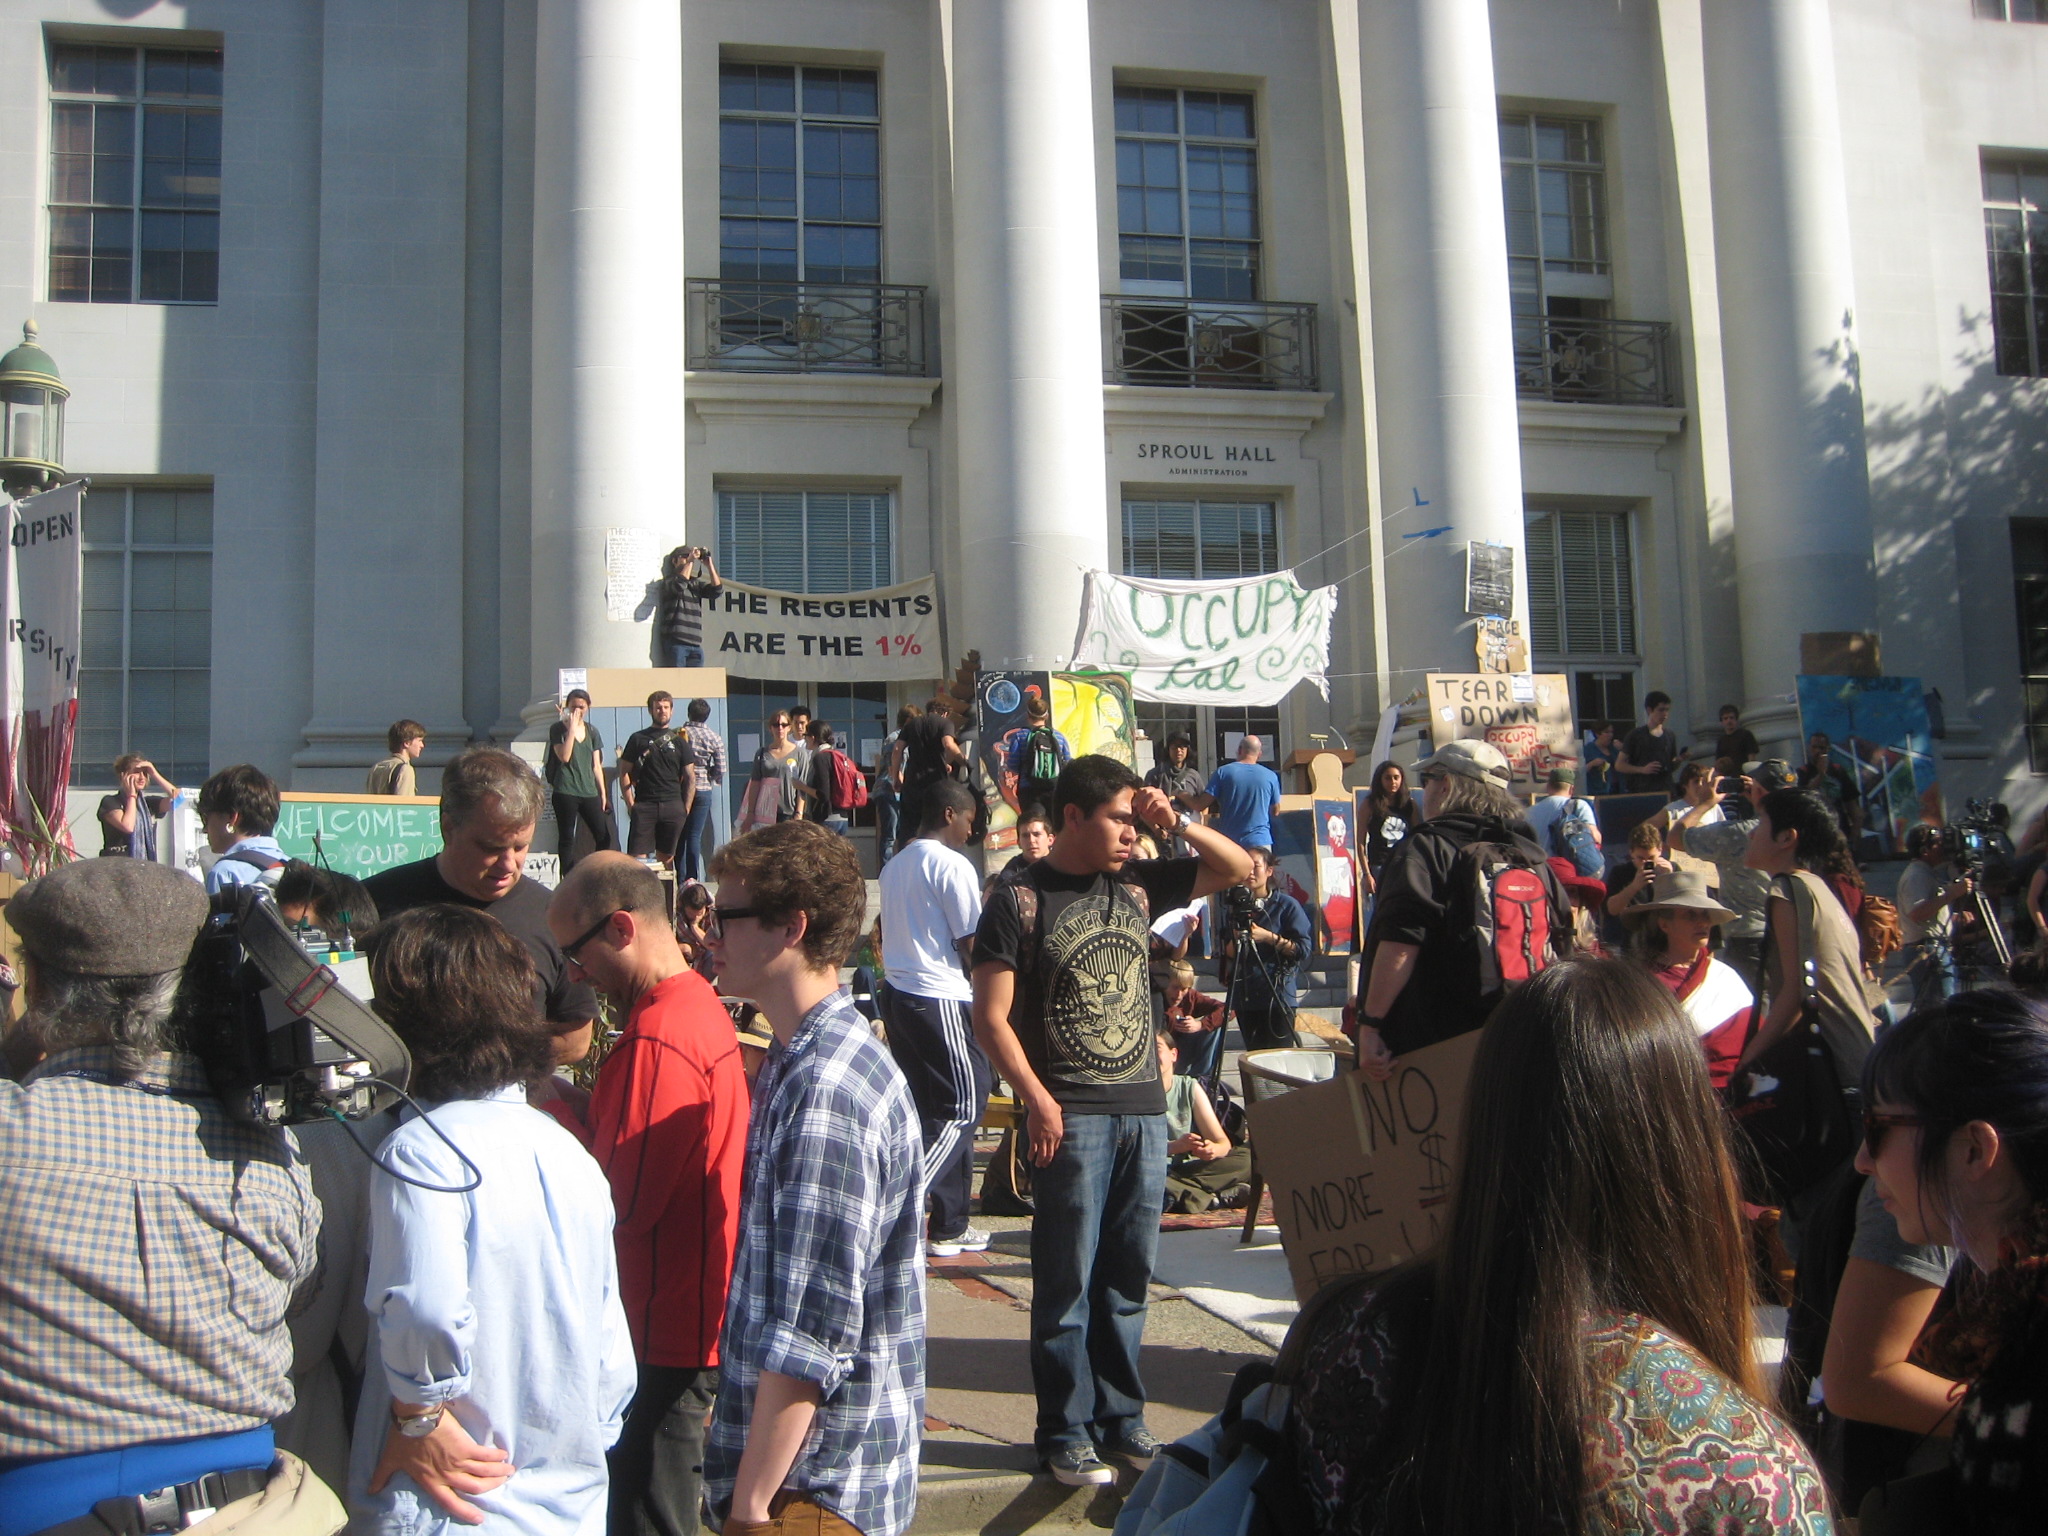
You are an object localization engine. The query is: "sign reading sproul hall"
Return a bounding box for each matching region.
[1134,440,1281,479]
[704,575,941,683]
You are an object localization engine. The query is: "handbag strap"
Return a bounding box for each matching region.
[1737,875,1786,1059]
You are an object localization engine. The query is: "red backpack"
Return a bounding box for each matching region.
[827,749,869,812]
[1447,827,1563,1017]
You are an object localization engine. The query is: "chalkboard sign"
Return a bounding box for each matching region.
[1465,541,1515,617]
[272,793,445,878]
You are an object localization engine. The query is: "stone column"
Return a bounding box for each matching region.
[1351,0,1529,680]
[1702,0,1876,706]
[528,0,684,707]
[947,0,1108,672]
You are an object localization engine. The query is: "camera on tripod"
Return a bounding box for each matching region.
[1945,798,2014,890]
[1222,882,1261,933]
[180,883,411,1127]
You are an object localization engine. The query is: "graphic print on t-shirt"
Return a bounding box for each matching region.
[1041,889,1154,1083]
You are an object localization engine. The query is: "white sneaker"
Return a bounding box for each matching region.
[927,1226,992,1258]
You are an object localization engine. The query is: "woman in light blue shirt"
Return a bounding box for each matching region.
[350,905,635,1535]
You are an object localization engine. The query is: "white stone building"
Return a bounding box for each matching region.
[2,0,2046,817]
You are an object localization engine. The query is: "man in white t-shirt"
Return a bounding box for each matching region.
[1524,765,1602,865]
[1898,824,1982,1001]
[879,775,993,1257]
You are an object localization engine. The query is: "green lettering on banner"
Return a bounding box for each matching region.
[1129,586,1178,641]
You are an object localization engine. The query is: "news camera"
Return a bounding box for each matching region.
[1946,798,2015,890]
[180,882,411,1126]
[1221,881,1261,934]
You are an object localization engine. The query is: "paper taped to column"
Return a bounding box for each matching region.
[1071,569,1336,707]
[0,481,83,870]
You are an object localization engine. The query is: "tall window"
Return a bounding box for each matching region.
[48,43,221,305]
[1524,506,1638,729]
[1978,1,2048,20]
[719,63,880,285]
[2013,522,2048,772]
[1122,498,1281,765]
[1499,113,1608,322]
[1984,157,2048,377]
[717,489,892,592]
[76,487,212,786]
[1115,86,1259,300]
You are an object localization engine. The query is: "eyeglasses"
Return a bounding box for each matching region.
[709,906,764,939]
[1863,1109,1927,1158]
[1420,769,1447,786]
[560,910,622,967]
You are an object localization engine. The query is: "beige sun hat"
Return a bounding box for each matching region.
[1622,867,1736,927]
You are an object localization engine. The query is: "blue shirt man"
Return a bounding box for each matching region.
[1205,736,1282,850]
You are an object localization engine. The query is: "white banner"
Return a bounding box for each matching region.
[702,575,941,681]
[1071,569,1336,707]
[0,482,84,863]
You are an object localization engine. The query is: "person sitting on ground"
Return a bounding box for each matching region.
[1157,959,1227,1083]
[677,879,717,979]
[352,905,635,1533]
[1851,988,2048,1533]
[1623,869,1752,1089]
[275,860,379,942]
[1156,1028,1250,1215]
[97,752,177,859]
[1287,958,1833,1535]
[198,763,288,895]
[366,720,426,796]
[0,859,330,1535]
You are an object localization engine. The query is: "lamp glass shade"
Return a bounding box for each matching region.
[1,384,61,472]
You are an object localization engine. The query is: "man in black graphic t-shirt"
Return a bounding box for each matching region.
[972,756,1249,1488]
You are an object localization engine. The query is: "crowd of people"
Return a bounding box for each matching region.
[10,681,2048,1536]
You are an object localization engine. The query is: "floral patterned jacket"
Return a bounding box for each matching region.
[1290,1284,1836,1535]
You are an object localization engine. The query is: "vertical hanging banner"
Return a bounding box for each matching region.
[0,482,84,870]
[1071,570,1336,706]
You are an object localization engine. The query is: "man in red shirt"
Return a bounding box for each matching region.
[549,852,748,1536]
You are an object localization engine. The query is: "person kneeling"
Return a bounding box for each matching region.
[1158,1030,1251,1214]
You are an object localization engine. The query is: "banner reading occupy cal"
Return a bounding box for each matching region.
[1070,568,1336,707]
[0,481,83,869]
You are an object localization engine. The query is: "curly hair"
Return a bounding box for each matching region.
[364,904,555,1101]
[709,819,867,972]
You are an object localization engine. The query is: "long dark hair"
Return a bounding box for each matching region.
[364,905,555,1102]
[1759,787,1844,875]
[1865,989,2048,1378]
[1367,759,1415,821]
[1350,958,1761,1536]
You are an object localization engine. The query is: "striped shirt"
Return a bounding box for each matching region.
[0,1047,320,1458]
[705,990,926,1536]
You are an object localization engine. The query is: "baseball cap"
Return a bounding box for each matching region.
[1742,758,1797,790]
[1415,739,1513,785]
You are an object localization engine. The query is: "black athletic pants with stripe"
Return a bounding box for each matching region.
[880,986,991,1240]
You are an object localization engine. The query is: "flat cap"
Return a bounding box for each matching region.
[9,858,209,976]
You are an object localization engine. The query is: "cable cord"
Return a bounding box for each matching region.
[325,1077,484,1194]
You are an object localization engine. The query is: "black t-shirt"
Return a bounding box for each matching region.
[1364,794,1420,874]
[973,855,1201,1115]
[362,857,599,1026]
[1619,725,1680,796]
[1362,813,1570,1056]
[620,726,696,803]
[1712,728,1759,770]
[899,713,956,788]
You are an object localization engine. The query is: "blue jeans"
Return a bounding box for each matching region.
[874,792,900,864]
[1028,1112,1167,1456]
[678,791,713,881]
[664,641,704,669]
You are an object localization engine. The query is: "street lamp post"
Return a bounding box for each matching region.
[0,321,67,496]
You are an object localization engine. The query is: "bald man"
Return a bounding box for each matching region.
[547,853,748,1536]
[1205,734,1282,852]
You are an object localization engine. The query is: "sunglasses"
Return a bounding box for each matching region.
[710,906,763,939]
[560,909,621,966]
[1863,1109,1927,1158]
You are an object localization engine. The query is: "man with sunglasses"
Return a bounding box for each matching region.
[547,853,746,1536]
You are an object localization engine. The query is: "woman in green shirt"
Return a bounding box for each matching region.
[546,688,613,870]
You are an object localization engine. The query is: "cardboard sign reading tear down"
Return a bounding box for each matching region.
[1247,1029,1482,1302]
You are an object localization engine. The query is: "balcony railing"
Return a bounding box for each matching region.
[1514,315,1677,407]
[687,278,929,376]
[1103,296,1319,391]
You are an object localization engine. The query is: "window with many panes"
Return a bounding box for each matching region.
[717,489,892,593]
[1524,506,1639,730]
[1978,1,2048,20]
[1115,86,1260,300]
[1499,113,1609,322]
[1983,157,2048,377]
[719,63,880,286]
[75,487,212,787]
[2013,521,2048,771]
[1122,498,1282,765]
[47,43,221,305]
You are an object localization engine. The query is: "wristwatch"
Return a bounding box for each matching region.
[394,1405,444,1438]
[1174,810,1197,833]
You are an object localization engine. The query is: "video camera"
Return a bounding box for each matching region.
[181,883,411,1126]
[1946,798,2015,892]
[1222,882,1262,933]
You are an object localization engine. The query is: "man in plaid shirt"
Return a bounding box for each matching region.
[680,696,727,882]
[704,820,925,1536]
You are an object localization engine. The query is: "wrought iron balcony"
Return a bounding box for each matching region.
[1102,296,1319,391]
[687,278,929,376]
[1514,315,1678,407]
